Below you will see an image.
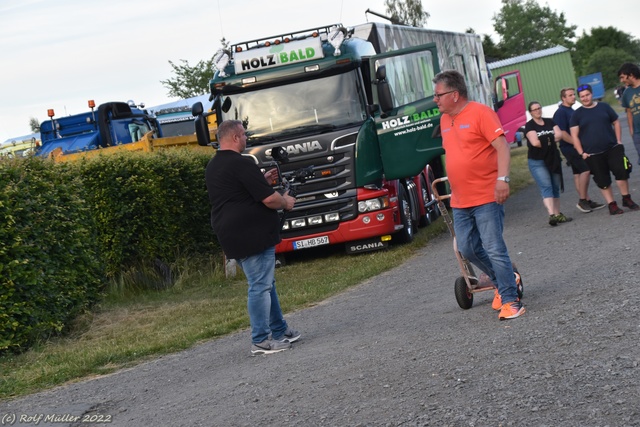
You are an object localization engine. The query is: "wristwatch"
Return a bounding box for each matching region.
[497,176,510,183]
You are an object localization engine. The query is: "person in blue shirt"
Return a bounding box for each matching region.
[618,62,640,165]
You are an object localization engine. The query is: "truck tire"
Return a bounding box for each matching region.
[394,184,414,244]
[418,175,430,227]
[419,170,440,227]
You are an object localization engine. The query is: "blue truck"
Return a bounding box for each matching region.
[36,100,162,160]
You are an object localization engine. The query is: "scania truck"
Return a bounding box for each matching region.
[193,22,524,255]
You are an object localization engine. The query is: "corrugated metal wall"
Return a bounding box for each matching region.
[489,49,576,107]
[353,23,493,107]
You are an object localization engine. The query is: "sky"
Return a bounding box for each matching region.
[1,0,638,142]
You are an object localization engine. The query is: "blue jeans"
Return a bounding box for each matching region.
[452,202,518,303]
[528,159,561,198]
[633,133,640,164]
[236,246,288,344]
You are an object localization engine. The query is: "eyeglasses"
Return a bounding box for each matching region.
[530,107,542,112]
[577,84,591,92]
[433,90,456,100]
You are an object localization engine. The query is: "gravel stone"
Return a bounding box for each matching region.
[2,122,639,427]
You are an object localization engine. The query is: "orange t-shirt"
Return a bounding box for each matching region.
[441,102,505,208]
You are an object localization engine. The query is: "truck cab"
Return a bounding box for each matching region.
[36,100,161,160]
[493,70,526,144]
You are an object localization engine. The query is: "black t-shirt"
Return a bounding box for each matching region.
[205,150,280,259]
[570,102,618,154]
[525,118,556,160]
[524,118,562,173]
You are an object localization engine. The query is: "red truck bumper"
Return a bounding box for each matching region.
[275,207,398,254]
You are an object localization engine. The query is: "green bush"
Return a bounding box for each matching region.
[1,157,104,353]
[72,150,217,277]
[1,150,220,353]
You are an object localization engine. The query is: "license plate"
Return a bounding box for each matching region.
[293,236,329,250]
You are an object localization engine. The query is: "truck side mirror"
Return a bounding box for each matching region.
[192,102,204,116]
[192,102,211,147]
[375,65,393,114]
[221,97,232,113]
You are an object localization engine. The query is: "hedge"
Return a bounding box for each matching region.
[1,157,103,352]
[72,150,217,277]
[0,150,218,353]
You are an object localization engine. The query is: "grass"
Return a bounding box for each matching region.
[0,147,533,400]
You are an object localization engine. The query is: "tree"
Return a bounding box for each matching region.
[160,38,230,99]
[29,117,40,133]
[384,0,429,27]
[573,27,640,77]
[466,27,506,63]
[584,47,636,89]
[482,34,507,63]
[492,0,576,57]
[160,57,213,99]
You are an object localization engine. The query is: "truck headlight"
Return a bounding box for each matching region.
[357,196,389,213]
[308,216,323,225]
[291,219,306,228]
[324,213,340,222]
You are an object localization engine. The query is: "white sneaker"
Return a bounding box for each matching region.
[251,339,291,355]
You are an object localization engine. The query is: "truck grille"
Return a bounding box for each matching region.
[255,131,359,237]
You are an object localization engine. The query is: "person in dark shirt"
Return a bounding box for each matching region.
[618,62,640,164]
[552,87,604,213]
[524,101,572,226]
[570,84,639,215]
[205,120,301,355]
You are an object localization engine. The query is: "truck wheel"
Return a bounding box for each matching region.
[395,184,414,244]
[428,168,441,221]
[454,276,473,309]
[419,171,440,227]
[419,175,431,227]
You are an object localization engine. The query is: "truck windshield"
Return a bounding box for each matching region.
[220,71,367,143]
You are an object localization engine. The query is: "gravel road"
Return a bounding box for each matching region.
[2,122,639,427]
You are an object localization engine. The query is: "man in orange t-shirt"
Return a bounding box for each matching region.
[433,70,525,320]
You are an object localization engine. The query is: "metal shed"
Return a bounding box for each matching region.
[488,46,576,108]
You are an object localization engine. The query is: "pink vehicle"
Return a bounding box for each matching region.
[494,70,527,145]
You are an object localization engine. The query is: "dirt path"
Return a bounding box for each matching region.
[2,123,639,427]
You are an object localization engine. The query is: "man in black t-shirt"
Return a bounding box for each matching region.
[553,87,604,213]
[570,84,639,215]
[206,120,301,355]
